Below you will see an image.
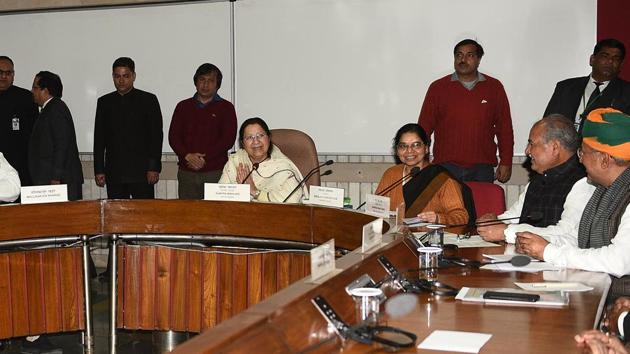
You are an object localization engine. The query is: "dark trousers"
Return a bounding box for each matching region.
[177,169,222,200]
[440,163,494,183]
[106,182,155,199]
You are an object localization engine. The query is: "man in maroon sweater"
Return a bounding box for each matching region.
[418,39,514,183]
[169,63,237,199]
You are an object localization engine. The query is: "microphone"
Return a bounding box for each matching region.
[443,254,532,268]
[356,166,421,210]
[240,162,259,184]
[282,160,334,202]
[320,170,333,177]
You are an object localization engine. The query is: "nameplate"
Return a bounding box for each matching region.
[21,185,68,204]
[364,194,390,218]
[309,186,344,208]
[204,183,250,202]
[362,218,383,253]
[310,239,336,281]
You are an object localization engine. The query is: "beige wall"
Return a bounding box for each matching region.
[0,0,183,13]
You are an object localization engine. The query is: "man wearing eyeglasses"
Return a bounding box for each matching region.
[545,38,630,133]
[477,115,587,243]
[0,56,38,192]
[517,108,630,300]
[93,57,163,199]
[419,39,514,183]
[169,63,237,199]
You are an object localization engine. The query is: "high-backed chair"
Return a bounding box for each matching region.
[464,181,506,217]
[270,129,321,187]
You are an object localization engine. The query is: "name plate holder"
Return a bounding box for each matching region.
[21,185,68,204]
[362,218,384,254]
[308,239,342,284]
[364,194,390,218]
[308,186,344,208]
[204,183,250,202]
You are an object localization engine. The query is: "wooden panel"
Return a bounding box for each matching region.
[25,252,46,334]
[155,247,172,329]
[217,253,233,323]
[59,248,84,331]
[201,252,218,329]
[122,246,140,329]
[232,252,248,315]
[0,253,13,338]
[261,253,277,300]
[247,254,263,307]
[187,251,202,332]
[277,253,291,290]
[138,246,156,329]
[170,249,189,331]
[42,250,62,333]
[9,252,29,336]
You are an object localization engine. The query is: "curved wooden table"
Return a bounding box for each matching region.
[0,200,380,352]
[172,235,610,354]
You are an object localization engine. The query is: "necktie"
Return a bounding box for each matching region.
[586,81,603,108]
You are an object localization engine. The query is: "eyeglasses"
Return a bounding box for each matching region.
[396,141,424,151]
[243,132,267,142]
[0,70,14,77]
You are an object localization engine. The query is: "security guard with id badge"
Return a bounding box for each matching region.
[0,55,38,189]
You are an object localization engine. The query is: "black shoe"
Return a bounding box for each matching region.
[20,336,62,354]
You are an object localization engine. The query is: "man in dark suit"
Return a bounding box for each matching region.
[544,38,630,132]
[28,71,83,200]
[93,57,163,199]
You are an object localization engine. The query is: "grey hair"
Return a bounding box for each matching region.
[613,156,630,167]
[535,114,579,153]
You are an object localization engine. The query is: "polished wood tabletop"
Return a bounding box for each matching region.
[173,233,610,354]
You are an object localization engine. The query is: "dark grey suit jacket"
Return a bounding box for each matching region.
[28,97,83,200]
[544,75,630,130]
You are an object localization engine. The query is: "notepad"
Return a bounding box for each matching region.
[418,330,492,353]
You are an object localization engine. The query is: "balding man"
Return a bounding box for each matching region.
[478,114,586,242]
[518,108,630,299]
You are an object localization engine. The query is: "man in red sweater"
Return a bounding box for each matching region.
[169,63,237,199]
[418,39,514,183]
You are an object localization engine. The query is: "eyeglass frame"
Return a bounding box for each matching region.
[396,141,425,152]
[243,132,268,143]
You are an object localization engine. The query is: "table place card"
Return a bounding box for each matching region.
[362,218,383,253]
[21,185,68,204]
[308,186,344,208]
[204,183,250,202]
[395,201,405,231]
[364,194,390,218]
[310,239,336,281]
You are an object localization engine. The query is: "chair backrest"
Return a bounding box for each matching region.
[464,181,506,218]
[270,129,321,187]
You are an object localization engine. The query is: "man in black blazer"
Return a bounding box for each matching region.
[544,38,630,132]
[93,57,163,199]
[28,71,83,200]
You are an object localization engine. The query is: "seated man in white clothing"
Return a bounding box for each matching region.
[517,108,630,300]
[0,152,20,202]
[477,115,587,243]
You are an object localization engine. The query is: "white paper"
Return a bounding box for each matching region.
[21,185,68,204]
[443,233,501,248]
[361,218,383,253]
[515,282,593,292]
[403,217,429,227]
[309,185,344,208]
[480,262,560,273]
[418,330,492,353]
[364,194,390,218]
[204,183,250,202]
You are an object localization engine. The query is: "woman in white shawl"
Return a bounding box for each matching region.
[219,117,306,203]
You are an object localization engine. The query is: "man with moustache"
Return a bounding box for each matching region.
[93,57,163,199]
[419,39,514,183]
[477,115,586,243]
[545,38,630,132]
[0,56,38,189]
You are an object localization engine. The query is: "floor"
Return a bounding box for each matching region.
[0,267,193,354]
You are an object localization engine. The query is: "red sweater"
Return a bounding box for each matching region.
[168,96,237,172]
[418,74,514,167]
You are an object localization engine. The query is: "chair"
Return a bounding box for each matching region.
[270,129,321,187]
[464,182,506,218]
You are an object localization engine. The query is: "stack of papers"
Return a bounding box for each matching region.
[418,330,492,353]
[403,217,430,227]
[515,282,593,292]
[480,254,560,272]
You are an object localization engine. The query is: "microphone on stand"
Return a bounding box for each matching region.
[282,160,334,202]
[443,254,532,268]
[356,166,421,210]
[320,170,333,177]
[240,162,260,184]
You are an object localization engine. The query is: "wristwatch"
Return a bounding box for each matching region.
[251,190,261,199]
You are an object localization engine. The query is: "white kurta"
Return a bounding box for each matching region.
[0,152,21,202]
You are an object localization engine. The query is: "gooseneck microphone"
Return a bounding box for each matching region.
[282,160,334,202]
[444,254,532,268]
[356,166,421,210]
[240,162,259,184]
